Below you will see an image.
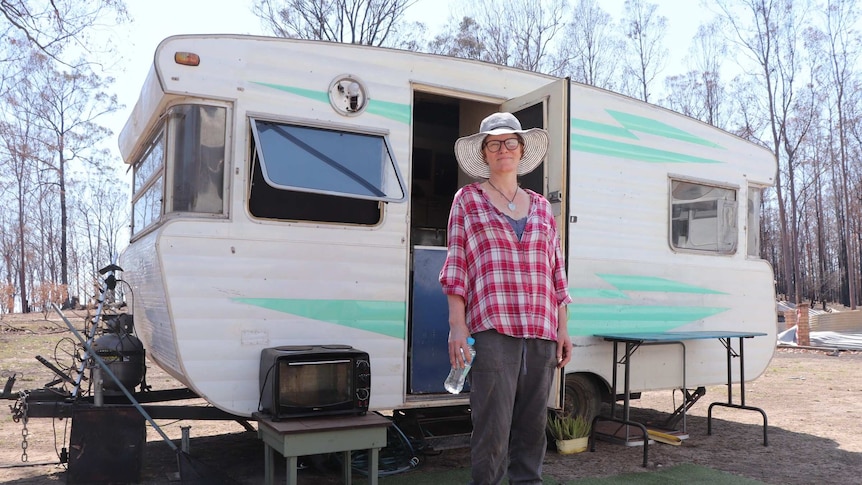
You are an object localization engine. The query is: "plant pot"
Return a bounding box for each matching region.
[555,436,588,454]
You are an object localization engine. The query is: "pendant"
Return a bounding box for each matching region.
[508,202,516,211]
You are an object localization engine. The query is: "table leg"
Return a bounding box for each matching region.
[590,340,649,467]
[739,337,747,406]
[286,455,298,485]
[707,337,768,446]
[369,448,380,485]
[624,342,648,467]
[609,341,618,418]
[342,450,351,484]
[623,342,633,423]
[263,443,274,485]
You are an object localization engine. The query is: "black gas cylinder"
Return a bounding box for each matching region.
[91,314,146,394]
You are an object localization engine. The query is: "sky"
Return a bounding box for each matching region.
[102,0,703,167]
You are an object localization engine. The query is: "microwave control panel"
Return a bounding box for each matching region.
[355,358,371,407]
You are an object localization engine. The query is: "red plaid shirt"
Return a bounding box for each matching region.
[439,183,571,340]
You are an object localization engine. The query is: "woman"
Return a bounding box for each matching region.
[439,112,573,485]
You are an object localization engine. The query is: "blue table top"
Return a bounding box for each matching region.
[594,331,768,342]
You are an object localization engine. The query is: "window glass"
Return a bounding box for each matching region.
[670,180,737,254]
[248,138,382,225]
[251,119,405,202]
[134,134,163,194]
[168,105,226,213]
[132,175,163,236]
[747,186,762,258]
[131,133,165,235]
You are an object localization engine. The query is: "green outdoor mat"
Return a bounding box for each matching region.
[565,463,766,484]
[368,463,766,484]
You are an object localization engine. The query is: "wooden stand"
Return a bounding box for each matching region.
[254,412,390,485]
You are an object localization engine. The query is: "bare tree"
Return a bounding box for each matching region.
[0,0,127,95]
[812,0,862,308]
[427,16,484,59]
[661,21,730,128]
[73,176,129,286]
[555,0,623,88]
[252,0,416,46]
[662,72,710,119]
[456,0,568,72]
[15,52,118,293]
[620,0,668,102]
[795,74,837,309]
[0,0,126,57]
[0,57,48,311]
[840,83,862,306]
[714,0,815,305]
[691,21,729,127]
[34,160,62,283]
[0,208,18,313]
[0,124,33,312]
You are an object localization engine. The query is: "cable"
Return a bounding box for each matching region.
[52,415,69,470]
[332,413,420,477]
[257,362,277,413]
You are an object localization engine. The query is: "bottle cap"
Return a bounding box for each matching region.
[466,337,475,345]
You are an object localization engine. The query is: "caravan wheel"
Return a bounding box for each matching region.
[564,373,602,422]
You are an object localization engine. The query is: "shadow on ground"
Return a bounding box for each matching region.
[2,407,858,485]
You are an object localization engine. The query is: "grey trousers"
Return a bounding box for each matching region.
[468,330,557,485]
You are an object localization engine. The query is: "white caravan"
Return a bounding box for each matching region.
[118,35,777,420]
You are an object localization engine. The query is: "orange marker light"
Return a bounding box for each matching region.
[174,52,200,66]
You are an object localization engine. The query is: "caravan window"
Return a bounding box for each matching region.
[131,133,165,236]
[248,118,405,224]
[167,105,226,214]
[747,186,763,258]
[670,180,737,254]
[130,104,228,237]
[251,119,405,202]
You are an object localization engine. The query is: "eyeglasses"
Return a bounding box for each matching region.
[483,137,522,153]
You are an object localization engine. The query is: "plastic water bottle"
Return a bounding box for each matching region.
[444,337,476,394]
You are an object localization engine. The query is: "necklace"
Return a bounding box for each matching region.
[487,180,518,211]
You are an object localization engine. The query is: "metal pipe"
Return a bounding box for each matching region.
[93,367,104,407]
[181,426,191,453]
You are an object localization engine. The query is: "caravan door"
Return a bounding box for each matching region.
[407,78,570,409]
[501,78,571,409]
[501,78,570,241]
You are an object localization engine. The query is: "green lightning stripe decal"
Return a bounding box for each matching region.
[235,274,727,339]
[572,109,725,163]
[571,118,641,140]
[572,136,724,163]
[567,305,728,336]
[605,110,723,148]
[235,298,406,339]
[251,82,411,124]
[567,274,730,336]
[569,288,630,299]
[365,99,411,124]
[252,83,329,104]
[596,274,726,294]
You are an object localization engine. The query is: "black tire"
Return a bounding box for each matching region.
[563,373,602,422]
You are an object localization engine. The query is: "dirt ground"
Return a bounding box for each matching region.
[2,312,862,484]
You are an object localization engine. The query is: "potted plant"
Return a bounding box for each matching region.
[547,413,591,454]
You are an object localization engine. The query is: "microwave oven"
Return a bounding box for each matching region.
[258,345,370,420]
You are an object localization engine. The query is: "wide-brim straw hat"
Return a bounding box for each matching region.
[454,112,549,179]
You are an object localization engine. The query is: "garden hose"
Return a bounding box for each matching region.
[647,429,682,446]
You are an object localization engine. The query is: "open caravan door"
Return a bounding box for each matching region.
[406,77,569,409]
[501,77,570,409]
